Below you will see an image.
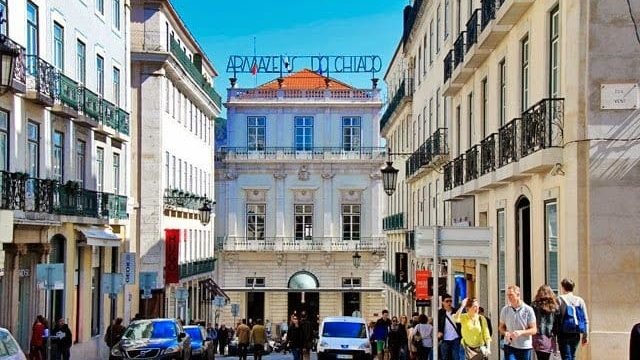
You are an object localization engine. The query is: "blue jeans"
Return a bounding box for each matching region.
[558,334,580,360]
[439,339,462,360]
[503,345,532,360]
[291,347,301,360]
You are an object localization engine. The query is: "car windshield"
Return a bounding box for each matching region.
[0,329,21,356]
[122,321,177,340]
[322,322,367,338]
[184,327,202,341]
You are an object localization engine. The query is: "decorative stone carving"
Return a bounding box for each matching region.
[324,253,332,267]
[298,165,310,181]
[276,253,285,266]
[293,189,315,203]
[321,171,335,180]
[300,253,308,265]
[245,189,267,202]
[340,189,362,203]
[273,170,287,180]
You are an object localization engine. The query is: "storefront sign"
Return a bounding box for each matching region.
[415,269,431,300]
[395,252,408,283]
[226,55,382,75]
[164,229,181,284]
[601,83,639,110]
[121,252,136,284]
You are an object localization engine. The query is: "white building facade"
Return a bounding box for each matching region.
[215,70,387,327]
[0,0,132,356]
[130,0,222,324]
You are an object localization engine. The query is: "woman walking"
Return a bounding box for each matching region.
[412,314,433,360]
[398,315,409,360]
[532,285,560,360]
[453,298,491,360]
[287,315,304,360]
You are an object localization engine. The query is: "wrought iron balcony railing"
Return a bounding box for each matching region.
[383,270,404,292]
[465,145,479,182]
[466,9,481,53]
[116,109,130,135]
[406,128,449,177]
[54,73,79,110]
[520,98,564,157]
[57,185,100,217]
[453,32,466,68]
[480,133,497,175]
[215,236,386,252]
[169,37,222,108]
[444,50,454,83]
[101,99,118,130]
[498,118,520,167]
[453,155,465,187]
[228,88,378,101]
[102,193,128,219]
[80,86,102,122]
[444,162,453,191]
[25,55,56,102]
[481,0,498,30]
[179,257,216,279]
[164,188,211,210]
[380,78,413,130]
[383,212,405,231]
[218,147,386,161]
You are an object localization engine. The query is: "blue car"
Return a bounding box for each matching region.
[183,326,214,360]
[110,318,191,360]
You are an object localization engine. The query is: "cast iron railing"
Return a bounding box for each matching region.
[218,147,386,161]
[520,98,564,157]
[454,32,466,68]
[169,37,222,108]
[116,109,130,135]
[164,188,211,210]
[444,162,453,190]
[102,193,128,219]
[81,87,102,121]
[215,236,387,252]
[380,78,413,130]
[453,155,465,187]
[406,128,449,177]
[383,270,404,291]
[444,50,454,82]
[0,171,27,210]
[179,257,216,279]
[383,212,405,231]
[481,0,498,30]
[465,145,479,182]
[57,186,100,217]
[499,118,520,167]
[101,99,118,129]
[480,133,497,175]
[25,55,56,100]
[55,73,79,110]
[466,9,481,52]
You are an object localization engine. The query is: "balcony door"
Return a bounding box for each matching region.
[515,196,532,302]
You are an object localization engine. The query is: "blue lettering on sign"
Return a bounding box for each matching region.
[226,55,382,74]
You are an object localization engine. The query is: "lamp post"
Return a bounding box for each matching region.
[0,35,19,95]
[198,199,213,226]
[380,148,412,196]
[352,246,361,268]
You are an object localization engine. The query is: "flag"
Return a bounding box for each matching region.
[250,62,258,75]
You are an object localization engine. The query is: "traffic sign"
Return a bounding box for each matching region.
[213,296,225,307]
[175,287,189,302]
[139,272,157,290]
[36,263,64,290]
[415,226,492,259]
[102,273,125,295]
[231,303,240,317]
[121,252,136,284]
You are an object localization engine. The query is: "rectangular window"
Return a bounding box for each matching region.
[521,35,530,112]
[429,19,434,64]
[0,0,7,35]
[76,140,86,187]
[245,277,265,287]
[428,98,433,133]
[481,78,487,138]
[294,116,314,151]
[96,0,104,14]
[247,116,266,151]
[113,153,120,195]
[0,110,7,171]
[436,5,441,52]
[436,89,441,131]
[189,164,193,192]
[52,131,64,182]
[341,278,362,287]
[549,6,560,97]
[171,155,176,188]
[499,59,507,126]
[295,204,313,240]
[342,204,361,241]
[165,152,170,189]
[96,55,104,96]
[26,2,38,73]
[53,22,64,71]
[113,67,121,106]
[455,105,461,156]
[456,0,462,34]
[497,208,506,312]
[96,147,104,192]
[76,40,86,84]
[27,121,39,177]
[444,0,450,39]
[545,200,559,292]
[342,116,361,151]
[468,92,473,147]
[246,204,266,241]
[112,0,120,30]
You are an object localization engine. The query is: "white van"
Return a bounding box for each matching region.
[317,316,371,360]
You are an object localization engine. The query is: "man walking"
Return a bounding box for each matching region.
[236,320,251,360]
[250,319,267,360]
[218,324,229,356]
[51,318,72,360]
[373,310,391,360]
[438,294,462,360]
[556,278,589,360]
[499,285,537,360]
[300,311,314,360]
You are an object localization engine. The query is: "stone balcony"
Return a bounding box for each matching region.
[227,87,381,105]
[215,236,386,253]
[217,146,386,164]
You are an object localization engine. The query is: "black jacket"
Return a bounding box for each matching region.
[287,324,304,349]
[438,308,461,339]
[631,323,640,360]
[52,324,72,349]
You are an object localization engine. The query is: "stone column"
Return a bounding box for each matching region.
[321,171,335,237]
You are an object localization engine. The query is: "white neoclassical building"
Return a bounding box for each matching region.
[215,70,387,327]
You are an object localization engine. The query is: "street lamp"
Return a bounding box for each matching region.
[0,35,19,95]
[198,199,214,226]
[352,246,361,268]
[381,161,399,196]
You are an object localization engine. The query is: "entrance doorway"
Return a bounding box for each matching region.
[247,292,264,323]
[516,196,532,302]
[288,292,319,322]
[343,292,361,316]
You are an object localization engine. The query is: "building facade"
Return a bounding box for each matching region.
[130,0,222,324]
[215,70,387,328]
[0,0,131,356]
[384,0,640,359]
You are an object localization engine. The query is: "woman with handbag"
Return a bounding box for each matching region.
[532,285,560,360]
[453,298,491,360]
[412,314,433,360]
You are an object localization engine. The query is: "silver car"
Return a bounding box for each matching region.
[0,328,27,360]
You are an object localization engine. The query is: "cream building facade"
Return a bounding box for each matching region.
[384,0,640,359]
[215,70,387,327]
[130,0,222,324]
[0,0,132,357]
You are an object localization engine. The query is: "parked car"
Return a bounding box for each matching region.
[317,316,370,360]
[0,327,27,360]
[110,318,191,360]
[183,325,214,360]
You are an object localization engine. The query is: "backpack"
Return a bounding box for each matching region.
[561,296,586,333]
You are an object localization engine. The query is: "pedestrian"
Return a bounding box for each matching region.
[412,314,433,360]
[373,310,391,360]
[236,319,251,360]
[499,285,537,360]
[105,318,126,349]
[218,324,229,355]
[453,298,491,360]
[630,322,640,360]
[369,321,378,360]
[398,315,409,360]
[250,319,267,360]
[477,308,492,338]
[206,323,218,354]
[556,278,589,360]
[438,294,463,360]
[388,316,404,360]
[30,315,46,360]
[531,285,560,360]
[51,318,72,360]
[211,323,220,354]
[407,313,419,360]
[300,311,314,360]
[287,315,303,360]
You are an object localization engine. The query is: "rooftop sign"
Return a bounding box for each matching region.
[226,55,383,77]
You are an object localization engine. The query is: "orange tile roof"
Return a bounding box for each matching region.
[257,69,355,90]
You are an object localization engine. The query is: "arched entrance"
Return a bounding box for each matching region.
[515,196,532,302]
[287,271,319,324]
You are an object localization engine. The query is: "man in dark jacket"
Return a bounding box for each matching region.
[438,294,462,360]
[218,324,229,355]
[52,318,72,360]
[300,311,314,360]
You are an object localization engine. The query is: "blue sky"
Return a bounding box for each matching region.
[172,0,407,97]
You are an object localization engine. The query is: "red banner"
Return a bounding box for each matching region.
[165,229,181,284]
[415,269,432,300]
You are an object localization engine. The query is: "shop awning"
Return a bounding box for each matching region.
[76,226,121,247]
[200,278,230,301]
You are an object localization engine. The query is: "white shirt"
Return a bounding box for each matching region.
[443,310,459,341]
